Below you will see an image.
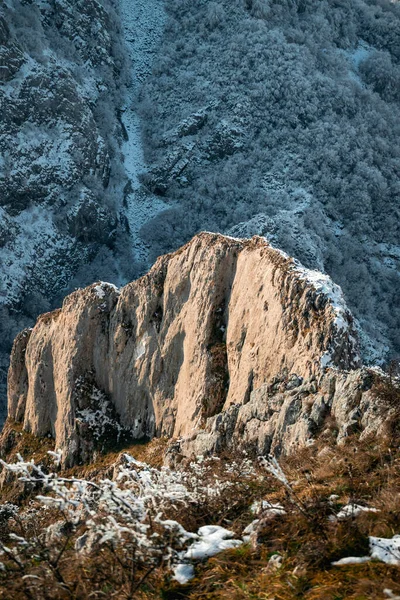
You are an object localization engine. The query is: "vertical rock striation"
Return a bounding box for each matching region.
[7,233,362,465]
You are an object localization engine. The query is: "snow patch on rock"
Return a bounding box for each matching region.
[93,282,119,299]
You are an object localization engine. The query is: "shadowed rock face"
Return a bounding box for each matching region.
[174,366,387,464]
[7,233,361,465]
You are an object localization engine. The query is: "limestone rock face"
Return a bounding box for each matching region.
[174,367,388,463]
[7,233,362,465]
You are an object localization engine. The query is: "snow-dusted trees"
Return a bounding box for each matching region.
[138,0,400,359]
[0,450,262,595]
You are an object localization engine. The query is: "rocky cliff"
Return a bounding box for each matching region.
[7,232,386,466]
[0,0,131,414]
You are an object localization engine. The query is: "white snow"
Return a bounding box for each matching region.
[290,259,361,369]
[384,590,400,600]
[267,554,283,570]
[75,385,126,441]
[328,494,339,504]
[173,525,243,584]
[250,500,286,516]
[332,556,371,566]
[93,282,119,299]
[294,264,349,330]
[370,535,400,565]
[185,525,242,561]
[334,504,379,520]
[94,285,106,299]
[173,563,195,584]
[119,0,169,264]
[332,535,400,567]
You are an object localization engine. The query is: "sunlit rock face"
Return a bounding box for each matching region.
[7,233,362,466]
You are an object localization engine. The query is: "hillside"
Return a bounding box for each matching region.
[0,0,134,418]
[0,232,399,596]
[137,0,400,362]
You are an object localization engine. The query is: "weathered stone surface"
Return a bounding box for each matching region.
[176,366,387,463]
[7,233,361,465]
[7,328,31,424]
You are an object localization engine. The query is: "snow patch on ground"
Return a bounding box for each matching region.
[173,525,243,584]
[186,525,243,560]
[333,503,379,520]
[332,535,400,567]
[370,535,400,565]
[332,555,371,566]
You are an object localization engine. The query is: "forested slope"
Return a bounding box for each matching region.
[0,0,135,415]
[138,0,400,360]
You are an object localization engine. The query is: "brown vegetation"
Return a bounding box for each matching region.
[0,428,398,599]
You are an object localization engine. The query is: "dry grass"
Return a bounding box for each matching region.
[0,420,55,464]
[145,435,400,600]
[0,429,400,598]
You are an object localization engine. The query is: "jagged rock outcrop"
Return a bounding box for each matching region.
[6,232,366,466]
[173,366,391,464]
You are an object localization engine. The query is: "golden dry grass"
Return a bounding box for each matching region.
[0,427,400,599]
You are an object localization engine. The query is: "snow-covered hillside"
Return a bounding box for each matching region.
[0,0,128,417]
[136,0,400,362]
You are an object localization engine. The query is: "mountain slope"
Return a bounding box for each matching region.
[0,0,132,417]
[137,0,400,362]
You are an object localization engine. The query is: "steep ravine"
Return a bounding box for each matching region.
[119,0,168,266]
